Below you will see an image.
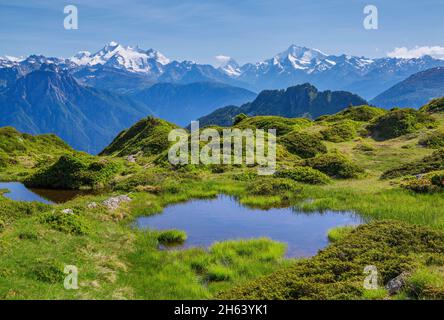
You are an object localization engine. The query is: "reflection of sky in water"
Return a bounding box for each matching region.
[0,182,53,204]
[137,195,362,257]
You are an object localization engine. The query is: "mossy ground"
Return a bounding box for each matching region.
[1,107,444,300]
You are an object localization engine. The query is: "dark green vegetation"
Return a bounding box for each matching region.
[197,83,368,127]
[280,132,326,158]
[420,97,444,113]
[1,96,444,300]
[24,154,123,189]
[303,152,364,179]
[382,149,444,179]
[220,221,444,299]
[320,120,358,142]
[100,117,177,157]
[419,130,444,148]
[368,108,437,140]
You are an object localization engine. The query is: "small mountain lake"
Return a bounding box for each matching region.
[0,182,89,204]
[136,195,363,257]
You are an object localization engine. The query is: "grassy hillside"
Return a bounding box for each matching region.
[0,126,73,181]
[1,98,444,300]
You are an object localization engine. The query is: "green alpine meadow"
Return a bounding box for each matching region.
[1,97,443,300]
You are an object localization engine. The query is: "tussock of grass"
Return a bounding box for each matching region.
[327,225,356,242]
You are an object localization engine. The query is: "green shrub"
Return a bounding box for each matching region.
[233,113,248,125]
[303,152,364,179]
[400,178,441,194]
[219,220,444,300]
[368,108,437,140]
[236,116,312,136]
[24,154,122,189]
[248,178,301,195]
[30,259,65,283]
[420,97,444,113]
[405,268,444,299]
[275,167,331,185]
[280,132,327,158]
[419,130,444,149]
[354,142,375,152]
[38,211,90,235]
[317,105,387,122]
[321,120,358,142]
[382,149,444,179]
[431,174,444,188]
[157,229,187,244]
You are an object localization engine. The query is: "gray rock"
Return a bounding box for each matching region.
[87,202,98,209]
[385,272,409,295]
[61,208,74,215]
[102,195,132,210]
[126,155,137,163]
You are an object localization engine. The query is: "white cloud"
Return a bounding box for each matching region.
[214,55,232,67]
[387,46,444,60]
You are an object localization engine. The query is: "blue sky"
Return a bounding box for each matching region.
[1,0,443,64]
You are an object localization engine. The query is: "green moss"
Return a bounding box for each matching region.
[368,108,437,140]
[157,229,187,244]
[24,154,122,189]
[382,149,444,179]
[280,132,327,158]
[219,220,444,300]
[321,120,358,142]
[276,167,331,185]
[303,152,364,179]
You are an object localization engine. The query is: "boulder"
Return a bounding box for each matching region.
[102,195,132,210]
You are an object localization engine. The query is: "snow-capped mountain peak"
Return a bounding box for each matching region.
[217,56,241,77]
[69,42,170,73]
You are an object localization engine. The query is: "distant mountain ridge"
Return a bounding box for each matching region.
[2,42,444,98]
[196,83,368,127]
[130,82,256,126]
[0,64,151,154]
[370,67,444,109]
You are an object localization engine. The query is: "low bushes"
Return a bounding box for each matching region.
[400,173,444,193]
[236,116,312,136]
[321,120,358,142]
[275,167,331,185]
[303,152,364,179]
[317,105,387,122]
[219,220,444,300]
[38,211,90,235]
[280,132,327,158]
[419,130,444,149]
[368,108,437,140]
[248,178,302,195]
[24,154,122,189]
[420,97,444,113]
[382,149,444,179]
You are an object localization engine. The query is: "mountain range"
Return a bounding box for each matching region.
[196,83,368,127]
[0,64,150,154]
[129,82,256,126]
[370,67,444,109]
[2,42,444,99]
